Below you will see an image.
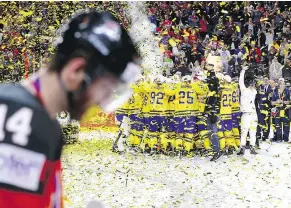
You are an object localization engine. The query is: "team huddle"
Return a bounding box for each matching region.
[114,63,291,160]
[114,67,243,158]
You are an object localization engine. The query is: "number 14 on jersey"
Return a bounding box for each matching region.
[0,104,33,146]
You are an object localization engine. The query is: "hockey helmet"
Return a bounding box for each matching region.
[182,75,192,82]
[53,10,141,113]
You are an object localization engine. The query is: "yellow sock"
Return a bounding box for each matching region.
[160,133,168,151]
[219,138,226,150]
[175,137,183,150]
[203,138,212,150]
[129,134,135,146]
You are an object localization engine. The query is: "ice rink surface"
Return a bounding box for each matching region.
[62,132,291,208]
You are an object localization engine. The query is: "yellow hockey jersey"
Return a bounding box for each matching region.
[231,82,240,113]
[135,81,151,114]
[145,83,170,115]
[165,83,178,116]
[127,84,144,114]
[116,100,130,115]
[116,84,143,115]
[174,82,208,116]
[220,83,233,120]
[196,81,209,113]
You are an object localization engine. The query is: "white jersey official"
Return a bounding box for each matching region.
[239,69,258,148]
[239,70,257,113]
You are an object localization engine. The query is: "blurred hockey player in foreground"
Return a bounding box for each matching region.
[0,10,140,208]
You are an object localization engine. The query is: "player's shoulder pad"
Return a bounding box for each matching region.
[0,84,44,110]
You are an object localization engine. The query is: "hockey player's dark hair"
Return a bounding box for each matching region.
[48,49,91,73]
[244,77,256,88]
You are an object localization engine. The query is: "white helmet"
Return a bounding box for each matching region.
[155,74,166,83]
[166,77,173,83]
[173,74,181,82]
[148,74,156,83]
[160,75,166,83]
[154,75,162,84]
[137,75,145,82]
[224,75,232,83]
[196,71,207,81]
[216,72,224,81]
[182,75,192,82]
[232,76,239,82]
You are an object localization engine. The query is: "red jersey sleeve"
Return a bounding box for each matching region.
[0,160,63,208]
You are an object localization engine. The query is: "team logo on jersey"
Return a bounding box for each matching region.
[0,144,46,191]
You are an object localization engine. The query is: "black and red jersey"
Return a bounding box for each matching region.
[0,84,64,208]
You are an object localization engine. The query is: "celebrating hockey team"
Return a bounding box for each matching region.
[110,1,291,162]
[114,59,291,161]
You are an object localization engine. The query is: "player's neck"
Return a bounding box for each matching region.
[22,70,68,119]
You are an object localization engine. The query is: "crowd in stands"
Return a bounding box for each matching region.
[1,1,291,82]
[0,1,129,82]
[148,1,291,81]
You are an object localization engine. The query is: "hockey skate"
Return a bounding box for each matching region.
[112,143,118,153]
[237,147,245,155]
[210,151,223,162]
[226,146,235,155]
[249,146,257,155]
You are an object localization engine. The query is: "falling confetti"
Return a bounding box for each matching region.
[2,2,291,207]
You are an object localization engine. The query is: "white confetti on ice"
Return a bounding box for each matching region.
[62,135,291,208]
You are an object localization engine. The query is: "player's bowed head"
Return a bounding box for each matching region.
[23,10,141,120]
